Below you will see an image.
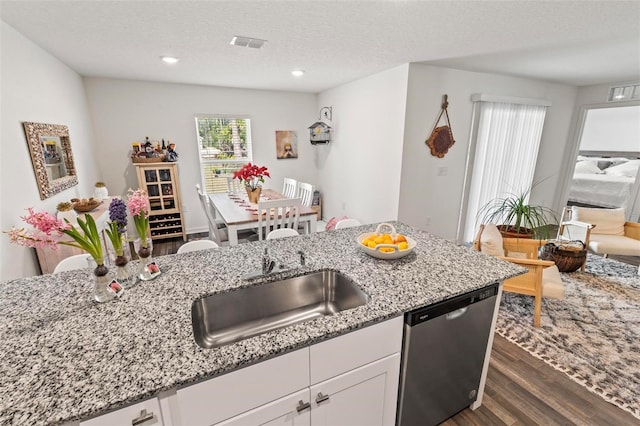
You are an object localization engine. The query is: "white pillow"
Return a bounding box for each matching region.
[479,224,505,257]
[542,265,564,299]
[574,160,603,174]
[604,159,640,177]
[571,206,626,236]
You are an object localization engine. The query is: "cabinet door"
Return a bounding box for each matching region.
[80,398,163,426]
[309,353,400,426]
[216,389,311,426]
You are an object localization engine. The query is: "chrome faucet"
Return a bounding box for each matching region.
[262,248,276,275]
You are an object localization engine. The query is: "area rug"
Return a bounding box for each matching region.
[495,255,640,420]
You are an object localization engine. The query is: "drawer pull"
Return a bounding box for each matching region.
[316,392,330,404]
[131,409,154,426]
[296,400,311,413]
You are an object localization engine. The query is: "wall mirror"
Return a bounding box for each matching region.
[23,122,78,200]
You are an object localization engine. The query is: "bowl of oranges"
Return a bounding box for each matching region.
[357,223,416,260]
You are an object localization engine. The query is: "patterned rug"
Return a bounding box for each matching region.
[496,255,640,420]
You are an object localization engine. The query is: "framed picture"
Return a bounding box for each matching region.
[276,130,298,159]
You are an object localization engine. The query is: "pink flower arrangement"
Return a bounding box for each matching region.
[4,208,70,249]
[127,189,150,248]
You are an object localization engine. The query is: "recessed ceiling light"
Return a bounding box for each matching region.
[292,69,305,77]
[161,56,179,64]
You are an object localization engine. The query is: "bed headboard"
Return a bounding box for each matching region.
[579,150,640,159]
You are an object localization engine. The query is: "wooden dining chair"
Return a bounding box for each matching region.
[177,240,219,253]
[266,228,299,240]
[257,198,302,240]
[296,182,314,207]
[226,177,243,193]
[53,254,92,273]
[282,178,297,198]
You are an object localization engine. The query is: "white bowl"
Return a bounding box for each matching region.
[356,223,417,260]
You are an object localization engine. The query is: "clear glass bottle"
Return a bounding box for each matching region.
[88,256,115,303]
[134,238,154,280]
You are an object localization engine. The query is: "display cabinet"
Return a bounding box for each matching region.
[135,163,186,241]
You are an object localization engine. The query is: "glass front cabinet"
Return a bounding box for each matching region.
[135,163,186,241]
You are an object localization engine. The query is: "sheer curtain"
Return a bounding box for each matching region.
[462,98,549,242]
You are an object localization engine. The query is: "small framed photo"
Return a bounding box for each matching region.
[276,131,298,159]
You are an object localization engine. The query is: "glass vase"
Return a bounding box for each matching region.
[88,256,115,303]
[108,237,135,288]
[134,238,154,280]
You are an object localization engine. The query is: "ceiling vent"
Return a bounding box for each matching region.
[230,36,267,49]
[607,84,640,102]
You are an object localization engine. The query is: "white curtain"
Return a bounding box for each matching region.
[463,101,548,242]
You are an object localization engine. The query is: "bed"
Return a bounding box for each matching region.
[568,151,640,209]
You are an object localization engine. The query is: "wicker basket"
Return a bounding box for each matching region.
[72,199,101,213]
[132,155,165,164]
[539,241,586,273]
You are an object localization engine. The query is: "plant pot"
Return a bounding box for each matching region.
[246,186,262,204]
[497,225,534,239]
[94,185,109,201]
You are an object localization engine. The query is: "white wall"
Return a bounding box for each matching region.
[580,105,640,152]
[83,78,317,234]
[316,65,409,224]
[1,22,101,281]
[399,64,578,240]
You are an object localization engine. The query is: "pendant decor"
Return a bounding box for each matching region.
[425,94,455,158]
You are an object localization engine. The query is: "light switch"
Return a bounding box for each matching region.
[437,166,448,176]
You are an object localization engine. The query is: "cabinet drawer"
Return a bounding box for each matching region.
[176,348,309,425]
[80,398,162,426]
[310,316,403,384]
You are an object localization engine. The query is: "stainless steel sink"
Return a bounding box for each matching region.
[191,270,370,348]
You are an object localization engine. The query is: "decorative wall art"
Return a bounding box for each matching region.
[425,94,456,158]
[276,130,298,159]
[23,122,78,200]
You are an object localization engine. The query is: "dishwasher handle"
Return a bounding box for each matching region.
[445,307,468,320]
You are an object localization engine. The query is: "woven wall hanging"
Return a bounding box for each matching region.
[425,94,455,158]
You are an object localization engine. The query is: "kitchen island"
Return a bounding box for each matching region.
[0,222,523,425]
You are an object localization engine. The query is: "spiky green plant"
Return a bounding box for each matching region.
[477,187,557,239]
[60,214,105,272]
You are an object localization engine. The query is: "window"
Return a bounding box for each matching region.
[195,116,253,193]
[458,95,550,242]
[608,84,640,102]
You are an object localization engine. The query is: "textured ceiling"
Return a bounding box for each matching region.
[1,1,639,93]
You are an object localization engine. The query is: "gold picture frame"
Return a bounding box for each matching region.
[23,122,78,200]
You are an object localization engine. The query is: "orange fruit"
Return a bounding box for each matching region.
[379,247,395,253]
[395,235,407,243]
[374,236,385,245]
[398,241,409,250]
[367,241,377,249]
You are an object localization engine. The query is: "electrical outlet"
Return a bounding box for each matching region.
[437,166,448,176]
[425,216,431,226]
[341,202,346,211]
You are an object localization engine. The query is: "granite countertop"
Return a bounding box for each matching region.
[0,222,523,425]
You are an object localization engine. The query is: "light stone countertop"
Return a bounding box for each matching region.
[0,222,523,425]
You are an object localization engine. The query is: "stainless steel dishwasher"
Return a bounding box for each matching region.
[397,283,499,426]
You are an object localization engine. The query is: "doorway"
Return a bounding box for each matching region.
[558,102,640,221]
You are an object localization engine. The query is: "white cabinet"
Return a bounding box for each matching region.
[80,397,163,426]
[162,316,403,426]
[310,354,400,426]
[217,389,311,426]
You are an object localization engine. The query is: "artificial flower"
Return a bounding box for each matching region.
[233,163,270,191]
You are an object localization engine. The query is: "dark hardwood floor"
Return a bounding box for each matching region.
[444,335,639,425]
[154,235,639,425]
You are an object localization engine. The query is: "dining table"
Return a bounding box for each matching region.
[209,188,318,245]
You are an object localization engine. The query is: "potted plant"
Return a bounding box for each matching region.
[476,187,557,239]
[233,163,270,203]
